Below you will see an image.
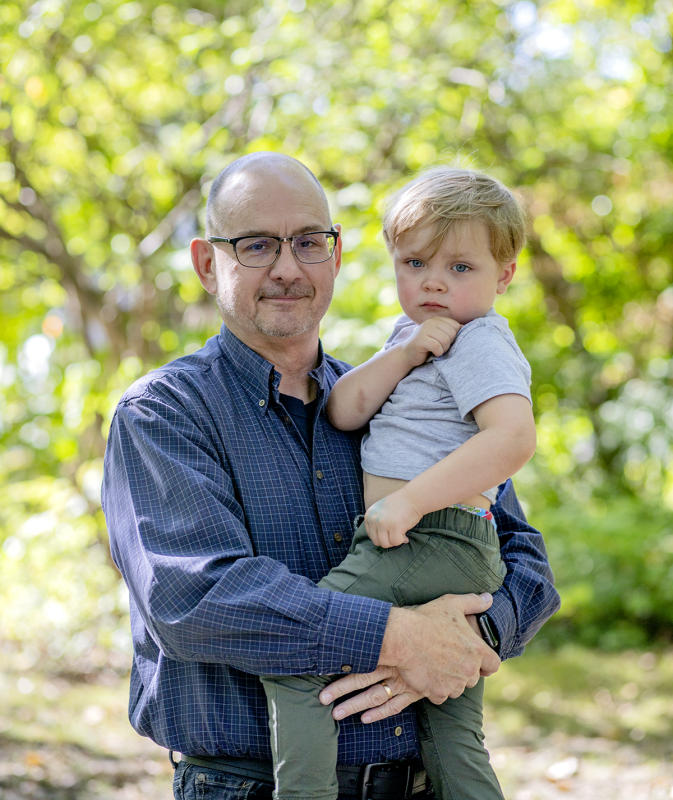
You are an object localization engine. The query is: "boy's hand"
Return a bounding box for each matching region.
[364,490,422,548]
[402,317,461,368]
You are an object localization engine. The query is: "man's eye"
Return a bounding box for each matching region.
[243,238,275,253]
[453,263,471,273]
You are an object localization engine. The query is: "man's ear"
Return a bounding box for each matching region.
[496,261,516,294]
[191,238,217,294]
[332,223,342,277]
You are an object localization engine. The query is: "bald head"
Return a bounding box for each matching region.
[205,152,331,237]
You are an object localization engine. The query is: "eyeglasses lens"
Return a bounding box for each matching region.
[235,233,335,267]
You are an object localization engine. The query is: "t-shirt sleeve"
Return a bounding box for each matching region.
[382,315,417,350]
[435,324,532,420]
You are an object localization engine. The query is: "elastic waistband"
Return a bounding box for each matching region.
[355,503,494,534]
[416,504,495,530]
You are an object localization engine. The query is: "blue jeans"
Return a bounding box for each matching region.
[173,762,272,799]
[173,761,436,799]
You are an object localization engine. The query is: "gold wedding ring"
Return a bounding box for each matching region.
[380,681,393,700]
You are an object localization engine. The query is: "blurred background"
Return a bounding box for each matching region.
[1,0,672,797]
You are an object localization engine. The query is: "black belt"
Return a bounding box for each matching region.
[176,752,429,799]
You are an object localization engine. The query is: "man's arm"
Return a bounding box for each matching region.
[102,391,391,677]
[320,592,500,723]
[484,479,561,659]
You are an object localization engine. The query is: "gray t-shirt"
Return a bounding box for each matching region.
[360,308,532,504]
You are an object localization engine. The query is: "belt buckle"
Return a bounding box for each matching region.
[359,761,415,800]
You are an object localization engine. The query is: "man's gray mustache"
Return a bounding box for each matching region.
[259,289,312,299]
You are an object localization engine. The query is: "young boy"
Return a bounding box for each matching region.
[261,167,536,800]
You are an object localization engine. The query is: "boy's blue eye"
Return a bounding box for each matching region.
[452,263,471,273]
[408,259,424,269]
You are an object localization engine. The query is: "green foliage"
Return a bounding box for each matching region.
[0,476,131,672]
[530,497,673,650]
[1,0,673,661]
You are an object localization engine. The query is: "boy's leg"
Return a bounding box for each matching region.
[260,523,395,800]
[260,672,337,800]
[379,508,505,606]
[262,508,504,800]
[417,680,504,800]
[325,508,505,800]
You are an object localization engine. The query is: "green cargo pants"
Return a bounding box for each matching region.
[261,506,507,800]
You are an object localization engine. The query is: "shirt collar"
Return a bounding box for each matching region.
[217,323,328,412]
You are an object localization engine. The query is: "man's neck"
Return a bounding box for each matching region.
[272,343,319,402]
[237,328,320,403]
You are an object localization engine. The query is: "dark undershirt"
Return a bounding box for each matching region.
[279,392,318,448]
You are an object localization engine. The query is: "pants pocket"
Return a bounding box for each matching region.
[391,529,505,606]
[177,764,265,800]
[317,537,388,597]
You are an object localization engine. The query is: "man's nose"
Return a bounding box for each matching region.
[268,240,303,278]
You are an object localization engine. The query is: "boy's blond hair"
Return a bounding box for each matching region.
[383,167,526,265]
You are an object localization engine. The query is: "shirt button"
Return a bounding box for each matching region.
[394,726,403,737]
[258,399,266,407]
[315,470,324,480]
[341,664,352,673]
[333,532,343,543]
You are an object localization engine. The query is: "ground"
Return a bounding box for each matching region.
[1,645,672,799]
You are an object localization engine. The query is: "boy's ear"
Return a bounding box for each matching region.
[496,261,516,294]
[191,238,218,295]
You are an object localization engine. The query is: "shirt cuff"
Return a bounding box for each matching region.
[316,590,392,676]
[486,588,520,660]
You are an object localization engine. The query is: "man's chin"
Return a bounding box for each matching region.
[255,316,315,339]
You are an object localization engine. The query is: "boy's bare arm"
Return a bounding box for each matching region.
[327,317,460,431]
[364,393,536,547]
[326,347,416,431]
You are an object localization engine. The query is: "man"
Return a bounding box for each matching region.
[102,152,559,800]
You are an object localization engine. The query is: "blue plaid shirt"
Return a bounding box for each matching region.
[102,324,559,762]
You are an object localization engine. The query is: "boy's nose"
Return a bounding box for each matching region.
[422,274,447,291]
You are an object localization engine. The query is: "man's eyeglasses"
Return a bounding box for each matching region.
[207,230,339,268]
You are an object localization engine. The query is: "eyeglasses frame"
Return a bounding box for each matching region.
[207,229,340,268]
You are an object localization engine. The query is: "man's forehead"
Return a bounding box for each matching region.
[222,159,319,194]
[213,164,330,230]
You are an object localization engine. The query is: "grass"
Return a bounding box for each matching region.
[487,642,673,750]
[484,642,673,798]
[0,662,171,799]
[1,643,672,798]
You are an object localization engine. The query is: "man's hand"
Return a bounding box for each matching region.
[319,593,500,723]
[402,317,461,368]
[320,665,424,723]
[364,489,422,548]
